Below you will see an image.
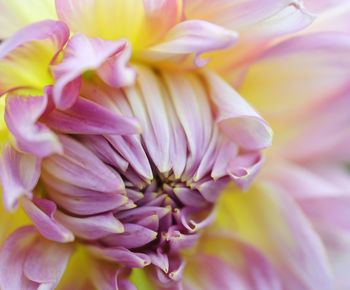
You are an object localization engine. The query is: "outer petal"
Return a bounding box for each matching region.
[0,0,57,39]
[239,32,350,119]
[0,20,69,95]
[216,184,333,290]
[140,20,237,67]
[0,226,73,290]
[184,232,281,290]
[185,0,294,30]
[5,94,62,157]
[51,34,135,109]
[0,145,40,211]
[203,71,273,150]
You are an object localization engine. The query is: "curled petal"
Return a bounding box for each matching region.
[0,20,69,95]
[0,145,40,211]
[51,34,134,108]
[141,20,237,67]
[228,152,264,190]
[203,71,273,150]
[21,197,74,243]
[5,94,62,157]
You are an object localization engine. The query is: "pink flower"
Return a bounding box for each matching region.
[0,1,349,289]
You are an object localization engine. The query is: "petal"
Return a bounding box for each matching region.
[0,0,57,39]
[140,20,237,67]
[42,96,141,135]
[51,34,134,109]
[216,185,334,290]
[23,236,74,287]
[203,71,273,150]
[5,94,62,157]
[55,0,146,46]
[0,226,38,290]
[184,232,281,290]
[42,135,124,192]
[0,20,69,95]
[21,197,74,243]
[55,211,124,240]
[240,32,350,119]
[0,145,40,211]
[185,0,295,30]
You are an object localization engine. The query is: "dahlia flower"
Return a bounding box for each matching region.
[0,1,349,290]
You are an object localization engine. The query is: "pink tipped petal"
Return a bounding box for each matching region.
[51,34,131,109]
[141,20,237,67]
[23,237,74,286]
[0,145,40,211]
[5,95,62,157]
[185,232,281,290]
[21,197,74,243]
[203,71,273,150]
[0,20,69,95]
[228,152,264,190]
[42,96,141,135]
[55,211,124,240]
[97,43,136,88]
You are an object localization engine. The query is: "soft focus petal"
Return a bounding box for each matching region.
[240,32,350,119]
[0,0,57,39]
[55,0,145,47]
[51,34,135,108]
[184,232,281,290]
[216,184,333,290]
[140,20,237,67]
[185,0,295,30]
[0,226,73,290]
[0,20,69,95]
[0,145,40,211]
[5,94,62,157]
[203,71,273,150]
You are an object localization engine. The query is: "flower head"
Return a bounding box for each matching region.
[0,0,349,289]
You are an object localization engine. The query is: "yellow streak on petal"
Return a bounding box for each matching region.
[0,41,55,94]
[0,97,10,152]
[0,0,57,38]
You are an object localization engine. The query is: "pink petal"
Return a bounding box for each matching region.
[51,34,135,109]
[21,197,74,243]
[203,71,273,150]
[5,94,62,157]
[42,96,141,135]
[0,20,69,95]
[184,232,281,290]
[0,226,38,290]
[141,20,237,67]
[42,135,124,192]
[0,145,40,211]
[55,211,124,240]
[218,186,334,290]
[23,235,74,286]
